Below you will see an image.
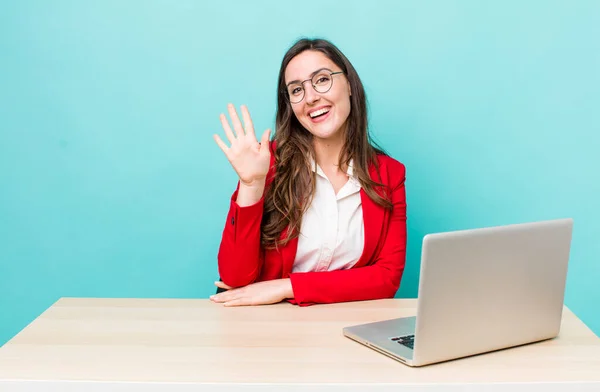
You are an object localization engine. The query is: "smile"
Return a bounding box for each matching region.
[309,107,331,118]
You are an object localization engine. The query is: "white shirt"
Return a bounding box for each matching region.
[292,160,365,273]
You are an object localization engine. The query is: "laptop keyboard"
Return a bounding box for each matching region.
[390,334,415,349]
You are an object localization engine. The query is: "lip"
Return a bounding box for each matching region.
[307,105,331,116]
[307,105,332,123]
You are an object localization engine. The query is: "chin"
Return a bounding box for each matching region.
[303,121,343,140]
[313,130,339,140]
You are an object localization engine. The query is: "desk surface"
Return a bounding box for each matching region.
[0,298,599,389]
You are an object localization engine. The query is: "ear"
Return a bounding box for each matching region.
[347,80,352,96]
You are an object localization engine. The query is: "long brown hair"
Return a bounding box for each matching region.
[261,38,391,248]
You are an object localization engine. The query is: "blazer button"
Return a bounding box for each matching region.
[230,216,235,225]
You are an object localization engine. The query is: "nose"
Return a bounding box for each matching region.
[303,81,320,105]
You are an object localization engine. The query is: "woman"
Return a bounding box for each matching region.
[211,38,407,306]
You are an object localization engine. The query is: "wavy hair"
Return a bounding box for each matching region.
[261,38,391,248]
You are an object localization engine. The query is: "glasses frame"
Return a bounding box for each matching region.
[285,71,345,104]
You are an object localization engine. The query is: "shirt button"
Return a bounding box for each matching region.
[230,216,235,225]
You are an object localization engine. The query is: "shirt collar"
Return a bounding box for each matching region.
[310,157,360,186]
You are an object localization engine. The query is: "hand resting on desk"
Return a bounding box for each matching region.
[210,279,294,306]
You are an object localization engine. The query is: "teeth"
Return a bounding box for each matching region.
[309,108,330,118]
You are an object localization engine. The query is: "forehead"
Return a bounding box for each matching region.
[284,50,338,83]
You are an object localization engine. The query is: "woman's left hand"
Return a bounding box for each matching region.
[210,279,293,306]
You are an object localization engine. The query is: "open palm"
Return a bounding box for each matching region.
[213,104,271,186]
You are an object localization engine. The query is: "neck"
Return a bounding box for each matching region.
[312,132,345,173]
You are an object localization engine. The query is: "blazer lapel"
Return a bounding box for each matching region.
[354,188,385,268]
[280,230,299,278]
[280,160,386,274]
[354,162,386,268]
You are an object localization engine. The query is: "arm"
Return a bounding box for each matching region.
[289,164,407,305]
[217,147,276,288]
[217,183,266,288]
[213,104,273,288]
[217,142,277,288]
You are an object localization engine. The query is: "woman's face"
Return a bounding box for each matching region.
[284,50,351,142]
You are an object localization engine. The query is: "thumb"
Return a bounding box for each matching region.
[214,281,233,290]
[260,129,271,154]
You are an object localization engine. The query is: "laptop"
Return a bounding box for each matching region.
[343,218,573,367]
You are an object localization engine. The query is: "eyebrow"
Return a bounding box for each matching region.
[286,67,334,87]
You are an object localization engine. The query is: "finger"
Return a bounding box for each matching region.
[210,288,239,303]
[260,129,271,155]
[219,113,236,144]
[210,294,226,303]
[214,281,233,290]
[213,134,230,155]
[227,103,245,138]
[223,298,248,307]
[240,105,256,142]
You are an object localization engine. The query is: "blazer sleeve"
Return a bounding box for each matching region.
[288,162,407,306]
[217,186,265,288]
[216,142,276,288]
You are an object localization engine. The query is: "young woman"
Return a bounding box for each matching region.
[211,38,407,307]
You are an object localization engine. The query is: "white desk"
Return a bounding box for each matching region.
[0,298,599,391]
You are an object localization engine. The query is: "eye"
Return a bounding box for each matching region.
[290,86,303,95]
[314,75,331,85]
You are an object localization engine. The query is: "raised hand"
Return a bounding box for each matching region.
[213,104,271,187]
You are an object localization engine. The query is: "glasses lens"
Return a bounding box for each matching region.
[287,84,304,103]
[312,72,333,93]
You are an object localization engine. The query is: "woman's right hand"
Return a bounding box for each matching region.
[213,104,271,187]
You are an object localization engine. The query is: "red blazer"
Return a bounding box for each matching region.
[217,145,407,306]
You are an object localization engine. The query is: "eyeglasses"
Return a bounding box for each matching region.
[285,71,345,104]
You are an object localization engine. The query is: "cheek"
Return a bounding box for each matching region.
[331,86,351,110]
[292,105,306,122]
[336,94,352,119]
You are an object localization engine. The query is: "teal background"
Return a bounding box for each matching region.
[1,0,598,345]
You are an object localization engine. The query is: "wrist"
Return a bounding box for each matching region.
[239,178,266,190]
[236,180,266,207]
[281,278,294,299]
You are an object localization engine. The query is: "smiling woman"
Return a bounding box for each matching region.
[211,38,407,307]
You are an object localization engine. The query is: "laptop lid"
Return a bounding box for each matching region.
[412,218,573,366]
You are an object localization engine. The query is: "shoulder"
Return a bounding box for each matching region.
[373,153,406,185]
[376,154,405,174]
